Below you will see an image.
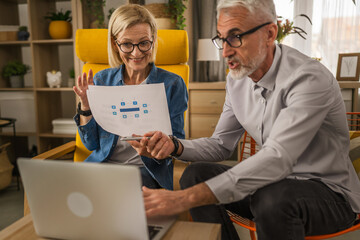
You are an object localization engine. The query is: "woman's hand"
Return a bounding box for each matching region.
[128,135,153,158]
[73,69,94,109]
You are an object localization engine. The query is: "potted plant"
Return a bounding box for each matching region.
[276,14,312,43]
[44,9,72,39]
[166,0,188,30]
[1,60,30,88]
[68,68,75,87]
[17,26,30,41]
[81,0,106,28]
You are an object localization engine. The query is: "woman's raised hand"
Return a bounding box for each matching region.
[73,69,94,109]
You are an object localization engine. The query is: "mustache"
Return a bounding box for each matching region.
[227,56,240,63]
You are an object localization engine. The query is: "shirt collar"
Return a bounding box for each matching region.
[255,44,281,91]
[117,62,158,85]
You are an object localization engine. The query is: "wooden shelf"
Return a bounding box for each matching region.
[36,88,74,92]
[0,87,34,91]
[3,0,27,4]
[338,81,360,88]
[0,41,30,45]
[39,133,76,138]
[0,0,80,153]
[32,39,73,44]
[0,132,36,137]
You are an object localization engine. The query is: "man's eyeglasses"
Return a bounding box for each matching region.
[115,39,153,53]
[212,22,272,50]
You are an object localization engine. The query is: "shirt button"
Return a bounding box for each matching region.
[229,196,234,202]
[261,98,265,104]
[257,126,261,131]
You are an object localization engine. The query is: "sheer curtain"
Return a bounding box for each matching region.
[276,0,359,75]
[191,0,226,82]
[312,0,360,75]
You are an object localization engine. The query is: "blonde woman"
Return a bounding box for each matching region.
[73,4,188,190]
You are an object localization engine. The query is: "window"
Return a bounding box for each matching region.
[274,0,359,75]
[312,0,360,74]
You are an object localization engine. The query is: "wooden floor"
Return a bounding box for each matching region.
[0,178,24,231]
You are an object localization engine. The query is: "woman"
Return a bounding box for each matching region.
[73,4,188,190]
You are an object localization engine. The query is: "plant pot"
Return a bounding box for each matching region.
[17,31,30,41]
[9,75,24,88]
[49,21,72,39]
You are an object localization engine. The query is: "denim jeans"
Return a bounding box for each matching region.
[180,162,357,240]
[140,166,162,189]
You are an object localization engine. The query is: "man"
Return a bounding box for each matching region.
[131,0,360,239]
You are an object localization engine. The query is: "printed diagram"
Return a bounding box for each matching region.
[109,99,151,120]
[87,83,172,136]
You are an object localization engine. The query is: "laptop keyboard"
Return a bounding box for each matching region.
[148,225,163,239]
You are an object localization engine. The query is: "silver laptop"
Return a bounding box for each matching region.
[17,158,176,240]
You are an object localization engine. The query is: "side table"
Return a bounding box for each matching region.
[0,117,19,190]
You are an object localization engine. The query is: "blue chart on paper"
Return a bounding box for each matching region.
[110,100,149,119]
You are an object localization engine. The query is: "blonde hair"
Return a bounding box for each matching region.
[107,4,158,67]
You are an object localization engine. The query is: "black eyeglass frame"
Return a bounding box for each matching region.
[212,22,272,50]
[114,39,154,53]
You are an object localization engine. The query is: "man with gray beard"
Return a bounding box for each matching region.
[129,0,360,239]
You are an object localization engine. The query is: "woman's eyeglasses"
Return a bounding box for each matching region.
[115,39,153,53]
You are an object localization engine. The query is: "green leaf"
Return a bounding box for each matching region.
[44,9,72,22]
[2,60,30,78]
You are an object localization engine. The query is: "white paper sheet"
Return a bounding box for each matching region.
[87,83,172,137]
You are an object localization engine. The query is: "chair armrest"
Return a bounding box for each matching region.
[32,141,76,160]
[173,159,190,191]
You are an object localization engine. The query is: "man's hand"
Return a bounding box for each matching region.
[144,131,175,159]
[143,183,219,218]
[128,131,176,159]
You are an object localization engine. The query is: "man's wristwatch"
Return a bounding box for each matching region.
[77,102,92,116]
[169,135,181,157]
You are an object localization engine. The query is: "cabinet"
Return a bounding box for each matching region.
[338,81,360,112]
[0,0,82,155]
[186,82,226,139]
[185,81,240,160]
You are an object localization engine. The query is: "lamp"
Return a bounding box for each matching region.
[197,38,220,81]
[197,38,220,61]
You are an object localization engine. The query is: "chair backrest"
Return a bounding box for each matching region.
[74,29,189,162]
[239,131,259,162]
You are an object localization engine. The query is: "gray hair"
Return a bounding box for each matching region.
[107,4,158,67]
[216,0,277,23]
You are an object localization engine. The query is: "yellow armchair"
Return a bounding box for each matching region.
[73,28,189,162]
[25,28,190,216]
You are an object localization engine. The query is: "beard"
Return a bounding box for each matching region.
[228,45,267,80]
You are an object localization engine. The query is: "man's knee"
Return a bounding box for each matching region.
[250,180,300,220]
[179,162,230,189]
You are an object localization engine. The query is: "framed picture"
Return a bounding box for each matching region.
[336,53,360,81]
